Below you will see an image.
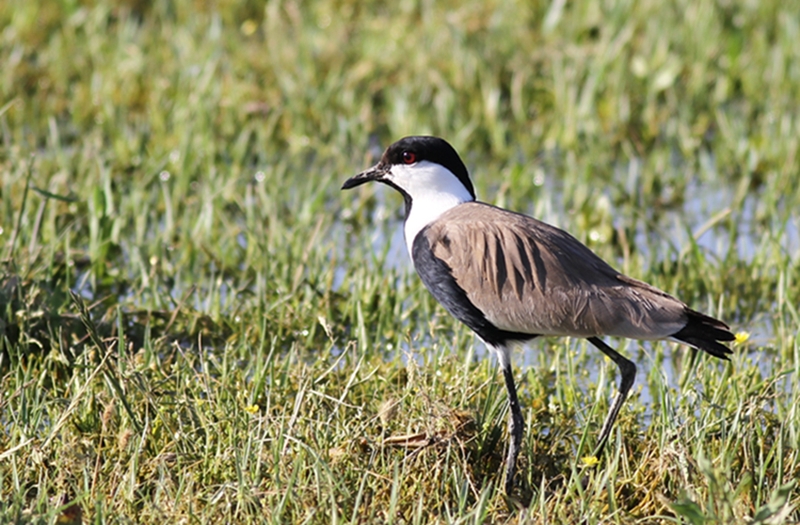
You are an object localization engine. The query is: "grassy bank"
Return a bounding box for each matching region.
[1,0,799,522]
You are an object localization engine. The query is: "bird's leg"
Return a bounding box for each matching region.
[499,355,524,494]
[587,337,637,456]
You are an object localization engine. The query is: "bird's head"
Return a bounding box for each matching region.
[342,136,476,214]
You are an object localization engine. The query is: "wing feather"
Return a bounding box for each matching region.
[425,202,688,339]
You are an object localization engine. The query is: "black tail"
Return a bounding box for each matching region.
[672,308,735,360]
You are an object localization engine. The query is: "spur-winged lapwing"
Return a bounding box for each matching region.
[342,135,734,494]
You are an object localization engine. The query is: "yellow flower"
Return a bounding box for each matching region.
[241,20,258,36]
[244,404,260,415]
[581,455,600,467]
[734,331,750,344]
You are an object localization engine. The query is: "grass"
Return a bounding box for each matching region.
[1,0,799,522]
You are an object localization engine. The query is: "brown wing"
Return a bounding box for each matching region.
[426,202,689,339]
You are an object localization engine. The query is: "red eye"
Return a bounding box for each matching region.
[402,151,416,164]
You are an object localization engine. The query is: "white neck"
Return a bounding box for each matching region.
[391,161,475,257]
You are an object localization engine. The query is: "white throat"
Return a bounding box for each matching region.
[390,161,475,257]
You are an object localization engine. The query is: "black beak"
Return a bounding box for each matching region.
[341,163,389,190]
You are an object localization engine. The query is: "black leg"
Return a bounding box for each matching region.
[587,337,637,455]
[501,360,524,494]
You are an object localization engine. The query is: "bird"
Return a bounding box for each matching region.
[341,135,734,494]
